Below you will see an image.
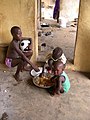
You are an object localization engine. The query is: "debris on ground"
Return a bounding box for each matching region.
[0,112,9,120]
[41,23,49,27]
[45,31,51,36]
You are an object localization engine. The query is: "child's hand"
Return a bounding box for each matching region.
[32,65,40,72]
[46,66,52,73]
[50,75,58,82]
[34,67,40,72]
[50,77,54,82]
[39,72,44,77]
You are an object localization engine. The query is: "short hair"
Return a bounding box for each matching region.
[53,60,64,69]
[10,26,20,35]
[52,47,63,60]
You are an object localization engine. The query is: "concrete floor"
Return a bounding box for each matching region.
[0,63,90,120]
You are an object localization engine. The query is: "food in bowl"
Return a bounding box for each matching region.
[33,75,54,88]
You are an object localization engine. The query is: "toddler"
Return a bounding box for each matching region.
[45,47,67,73]
[48,60,70,95]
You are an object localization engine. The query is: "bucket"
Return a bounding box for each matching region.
[60,17,67,28]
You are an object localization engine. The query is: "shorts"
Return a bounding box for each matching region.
[5,58,12,68]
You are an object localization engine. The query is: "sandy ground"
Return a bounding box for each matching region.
[0,64,90,120]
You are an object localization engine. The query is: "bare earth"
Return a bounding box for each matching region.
[0,63,90,120]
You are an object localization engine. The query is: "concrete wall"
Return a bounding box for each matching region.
[42,0,55,7]
[41,0,80,21]
[0,0,90,72]
[0,0,38,62]
[74,0,90,72]
[60,0,80,21]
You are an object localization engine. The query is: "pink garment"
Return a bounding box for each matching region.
[5,58,12,68]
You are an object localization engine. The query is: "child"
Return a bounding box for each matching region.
[5,26,39,81]
[48,60,70,95]
[44,47,67,74]
[39,47,67,77]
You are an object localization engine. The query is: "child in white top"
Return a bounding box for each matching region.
[46,47,67,73]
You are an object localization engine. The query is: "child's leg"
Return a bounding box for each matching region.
[23,61,32,71]
[55,76,65,95]
[47,86,56,96]
[23,53,32,71]
[47,76,59,96]
[11,58,24,81]
[23,54,32,71]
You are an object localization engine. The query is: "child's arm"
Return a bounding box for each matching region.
[55,76,64,94]
[58,76,65,93]
[50,75,58,82]
[48,58,53,69]
[55,76,62,94]
[13,41,39,72]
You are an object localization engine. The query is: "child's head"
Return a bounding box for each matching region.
[53,60,64,75]
[48,47,63,68]
[10,26,22,40]
[52,47,63,61]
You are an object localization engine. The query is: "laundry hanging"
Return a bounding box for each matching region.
[53,0,60,20]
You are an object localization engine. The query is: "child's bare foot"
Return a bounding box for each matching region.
[47,87,56,96]
[13,74,22,82]
[56,90,61,95]
[49,92,55,97]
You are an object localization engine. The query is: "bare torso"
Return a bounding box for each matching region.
[6,40,20,59]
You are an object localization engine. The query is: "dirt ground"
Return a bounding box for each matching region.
[0,63,90,120]
[0,19,90,120]
[37,19,77,62]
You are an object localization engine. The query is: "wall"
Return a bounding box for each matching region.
[0,0,90,71]
[41,0,80,21]
[74,0,90,72]
[60,0,80,21]
[0,0,38,62]
[42,0,55,7]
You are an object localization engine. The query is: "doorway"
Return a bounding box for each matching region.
[37,0,80,63]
